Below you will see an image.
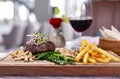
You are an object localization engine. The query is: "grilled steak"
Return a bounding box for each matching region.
[24,40,56,53]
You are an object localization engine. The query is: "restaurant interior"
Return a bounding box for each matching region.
[0,0,120,50]
[0,0,120,79]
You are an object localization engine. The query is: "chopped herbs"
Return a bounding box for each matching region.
[31,32,48,45]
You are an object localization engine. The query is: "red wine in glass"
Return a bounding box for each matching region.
[68,0,93,50]
[70,19,92,32]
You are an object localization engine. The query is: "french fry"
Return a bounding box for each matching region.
[94,57,109,63]
[88,49,93,53]
[105,57,112,62]
[95,54,102,58]
[88,58,97,64]
[75,48,87,62]
[88,42,97,49]
[75,45,89,62]
[95,57,111,63]
[14,56,25,61]
[100,54,107,59]
[83,53,89,64]
[90,52,98,57]
[80,39,87,51]
[95,48,120,62]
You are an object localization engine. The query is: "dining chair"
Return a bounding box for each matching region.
[2,25,25,49]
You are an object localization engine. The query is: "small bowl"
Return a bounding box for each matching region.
[99,38,120,56]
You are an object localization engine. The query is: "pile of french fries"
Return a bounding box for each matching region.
[10,50,35,62]
[75,39,120,64]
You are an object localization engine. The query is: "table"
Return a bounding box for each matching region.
[0,76,120,79]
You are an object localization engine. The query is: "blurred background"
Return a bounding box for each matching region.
[0,0,120,51]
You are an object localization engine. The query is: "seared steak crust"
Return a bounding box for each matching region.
[24,41,56,53]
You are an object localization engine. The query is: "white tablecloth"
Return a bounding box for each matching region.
[65,36,100,49]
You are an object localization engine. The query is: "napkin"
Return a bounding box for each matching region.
[99,25,120,40]
[65,36,100,49]
[0,52,7,59]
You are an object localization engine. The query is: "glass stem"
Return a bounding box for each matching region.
[75,32,82,46]
[72,32,82,50]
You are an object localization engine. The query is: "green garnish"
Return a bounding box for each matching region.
[34,51,75,65]
[33,32,48,45]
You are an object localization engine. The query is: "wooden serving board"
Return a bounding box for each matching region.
[0,55,120,76]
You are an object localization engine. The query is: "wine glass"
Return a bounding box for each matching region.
[68,0,93,49]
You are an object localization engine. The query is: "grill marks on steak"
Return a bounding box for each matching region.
[24,41,56,53]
